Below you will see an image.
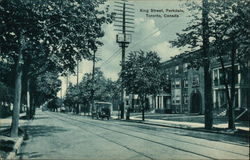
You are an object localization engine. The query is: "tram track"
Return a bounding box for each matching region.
[47,112,248,159]
[47,112,155,160]
[53,112,249,154]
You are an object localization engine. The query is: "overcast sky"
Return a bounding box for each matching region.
[58,0,196,97]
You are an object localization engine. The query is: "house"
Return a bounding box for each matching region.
[153,49,249,115]
[211,56,250,112]
[154,52,205,114]
[123,48,249,116]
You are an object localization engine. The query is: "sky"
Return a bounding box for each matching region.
[58,0,196,97]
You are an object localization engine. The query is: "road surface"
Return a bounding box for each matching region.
[19,110,249,159]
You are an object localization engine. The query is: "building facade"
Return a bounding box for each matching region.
[153,51,249,115]
[211,58,250,111]
[154,53,205,114]
[123,49,249,115]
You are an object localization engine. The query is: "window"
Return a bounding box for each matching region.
[175,66,180,74]
[172,81,175,88]
[183,63,188,72]
[172,99,175,104]
[183,94,188,104]
[192,75,199,87]
[184,79,188,88]
[213,69,219,86]
[175,94,181,104]
[234,65,239,84]
[218,66,239,85]
[175,79,181,88]
[175,99,180,104]
[219,68,225,85]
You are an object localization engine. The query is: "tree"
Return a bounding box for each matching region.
[30,71,61,115]
[78,68,110,105]
[0,61,14,107]
[171,0,250,130]
[171,0,213,129]
[63,68,120,114]
[0,0,112,137]
[64,83,76,112]
[209,0,250,130]
[121,50,162,121]
[35,72,61,100]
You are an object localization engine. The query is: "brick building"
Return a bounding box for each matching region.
[153,50,249,115]
[211,57,250,111]
[153,52,205,114]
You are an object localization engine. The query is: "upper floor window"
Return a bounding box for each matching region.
[183,63,188,72]
[192,75,199,87]
[126,100,129,105]
[172,99,175,104]
[175,79,181,88]
[218,65,239,85]
[175,66,180,74]
[175,97,181,104]
[172,81,175,88]
[213,69,219,86]
[183,94,188,104]
[183,79,188,88]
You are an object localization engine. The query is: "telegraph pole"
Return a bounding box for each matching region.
[202,0,213,129]
[114,0,134,119]
[77,60,79,85]
[60,85,63,99]
[91,50,96,116]
[66,74,69,88]
[76,60,80,114]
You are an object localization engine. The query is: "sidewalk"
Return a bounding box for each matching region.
[0,113,29,159]
[0,112,27,132]
[111,112,249,136]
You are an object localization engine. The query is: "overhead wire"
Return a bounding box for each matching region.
[99,11,186,68]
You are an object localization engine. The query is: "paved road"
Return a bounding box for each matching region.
[19,110,249,159]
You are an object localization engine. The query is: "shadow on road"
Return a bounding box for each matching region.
[22,125,68,138]
[18,150,44,159]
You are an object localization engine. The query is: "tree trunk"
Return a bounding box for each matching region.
[228,42,236,130]
[219,55,231,108]
[142,94,146,121]
[32,97,35,118]
[11,51,23,137]
[26,78,31,119]
[202,0,213,129]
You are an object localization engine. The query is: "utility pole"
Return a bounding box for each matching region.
[66,74,69,88]
[77,60,79,85]
[202,0,213,129]
[76,60,80,114]
[114,0,134,119]
[60,84,63,99]
[91,50,96,116]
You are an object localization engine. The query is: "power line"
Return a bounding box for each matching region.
[126,12,186,52]
[99,12,186,68]
[98,47,121,67]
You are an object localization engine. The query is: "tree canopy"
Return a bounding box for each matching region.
[0,0,113,76]
[0,0,113,137]
[120,50,164,120]
[121,50,162,96]
[64,68,119,113]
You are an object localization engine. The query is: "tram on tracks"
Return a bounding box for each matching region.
[91,101,112,120]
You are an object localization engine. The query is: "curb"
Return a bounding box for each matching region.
[117,118,249,138]
[6,136,24,159]
[5,120,30,159]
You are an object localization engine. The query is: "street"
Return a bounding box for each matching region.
[18,110,249,160]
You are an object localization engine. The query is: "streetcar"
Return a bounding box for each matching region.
[92,101,112,120]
